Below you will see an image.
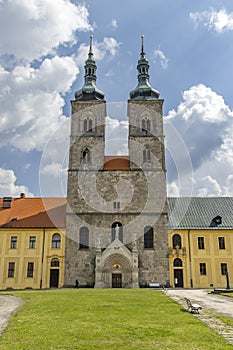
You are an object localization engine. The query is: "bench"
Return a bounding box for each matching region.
[148,283,160,288]
[184,297,202,314]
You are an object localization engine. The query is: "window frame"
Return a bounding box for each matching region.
[52,233,61,249]
[198,236,205,250]
[8,262,15,278]
[27,262,34,278]
[10,236,17,249]
[221,263,228,275]
[200,263,207,275]
[144,226,154,249]
[172,234,182,249]
[218,237,225,250]
[29,236,36,249]
[79,226,89,250]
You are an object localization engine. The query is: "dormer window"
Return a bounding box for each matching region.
[209,215,222,227]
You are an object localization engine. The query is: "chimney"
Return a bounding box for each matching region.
[2,197,12,208]
[20,193,25,198]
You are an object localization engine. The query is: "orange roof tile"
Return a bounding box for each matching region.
[0,198,66,228]
[104,156,130,170]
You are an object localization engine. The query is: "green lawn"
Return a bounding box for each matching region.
[0,289,232,350]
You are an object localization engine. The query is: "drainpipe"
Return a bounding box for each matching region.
[40,228,46,289]
[188,230,193,288]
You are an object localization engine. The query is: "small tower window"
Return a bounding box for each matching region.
[82,148,90,164]
[143,148,151,162]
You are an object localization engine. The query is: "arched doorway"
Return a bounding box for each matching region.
[173,258,183,288]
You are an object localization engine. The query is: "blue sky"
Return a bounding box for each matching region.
[0,0,233,198]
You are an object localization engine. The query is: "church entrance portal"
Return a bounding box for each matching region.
[112,273,122,288]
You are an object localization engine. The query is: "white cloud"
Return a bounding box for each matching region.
[111,19,118,29]
[190,8,233,33]
[153,49,169,69]
[75,37,121,67]
[0,56,78,151]
[0,168,33,197]
[197,176,222,197]
[0,1,92,62]
[165,84,233,197]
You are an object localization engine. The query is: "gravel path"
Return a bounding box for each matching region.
[0,295,23,336]
[166,289,233,345]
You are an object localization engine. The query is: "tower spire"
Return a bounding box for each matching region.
[130,35,159,100]
[75,34,105,101]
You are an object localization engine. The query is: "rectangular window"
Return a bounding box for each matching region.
[113,201,120,210]
[221,263,228,275]
[218,237,225,250]
[29,236,36,249]
[200,263,207,275]
[198,237,205,249]
[10,236,17,249]
[27,262,34,278]
[8,262,15,278]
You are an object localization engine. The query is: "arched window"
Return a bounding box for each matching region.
[51,258,60,267]
[172,234,182,249]
[144,226,154,248]
[84,118,93,132]
[173,258,182,267]
[79,226,89,250]
[143,148,151,162]
[52,233,61,249]
[82,148,90,164]
[111,222,123,242]
[142,118,150,132]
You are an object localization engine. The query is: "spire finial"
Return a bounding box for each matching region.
[141,34,145,55]
[129,35,160,100]
[89,33,93,56]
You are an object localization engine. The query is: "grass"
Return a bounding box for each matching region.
[0,289,232,350]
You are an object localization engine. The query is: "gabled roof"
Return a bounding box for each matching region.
[1,196,233,230]
[0,198,66,228]
[168,197,233,229]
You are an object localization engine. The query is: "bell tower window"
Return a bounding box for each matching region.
[143,148,151,162]
[84,118,93,132]
[82,148,90,164]
[142,118,150,133]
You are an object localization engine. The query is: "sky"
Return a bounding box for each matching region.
[0,0,233,198]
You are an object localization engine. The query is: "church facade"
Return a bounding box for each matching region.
[64,36,169,288]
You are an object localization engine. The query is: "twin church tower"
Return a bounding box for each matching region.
[64,35,169,288]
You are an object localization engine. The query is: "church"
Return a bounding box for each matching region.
[64,35,169,288]
[0,37,232,291]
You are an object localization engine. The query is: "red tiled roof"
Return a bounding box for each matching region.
[0,198,66,228]
[104,156,130,170]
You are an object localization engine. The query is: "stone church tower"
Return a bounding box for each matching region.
[64,35,169,288]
